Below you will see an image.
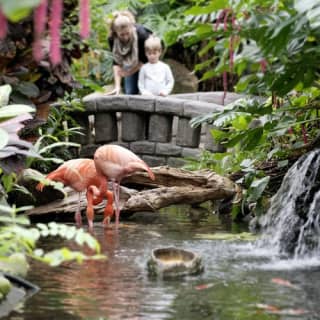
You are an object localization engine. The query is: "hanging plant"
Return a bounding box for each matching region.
[0,0,91,65]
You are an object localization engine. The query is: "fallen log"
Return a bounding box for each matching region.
[122,166,230,188]
[26,166,241,218]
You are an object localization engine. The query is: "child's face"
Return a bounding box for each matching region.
[146,49,161,64]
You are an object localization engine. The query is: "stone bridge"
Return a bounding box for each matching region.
[72,91,243,167]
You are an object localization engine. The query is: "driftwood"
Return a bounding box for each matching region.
[27,166,241,218]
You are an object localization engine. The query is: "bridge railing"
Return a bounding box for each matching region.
[72,92,243,167]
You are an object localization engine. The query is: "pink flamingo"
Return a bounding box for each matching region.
[94,144,155,227]
[37,158,114,229]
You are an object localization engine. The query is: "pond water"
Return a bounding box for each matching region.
[3,204,320,320]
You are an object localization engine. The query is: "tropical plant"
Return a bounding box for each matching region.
[0,205,104,271]
[0,83,104,273]
[27,93,84,173]
[178,0,320,218]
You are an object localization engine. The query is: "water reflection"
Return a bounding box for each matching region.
[3,204,320,320]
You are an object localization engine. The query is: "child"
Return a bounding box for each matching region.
[138,36,174,96]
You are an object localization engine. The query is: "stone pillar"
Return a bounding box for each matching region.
[94,112,118,143]
[149,114,172,142]
[176,117,201,147]
[121,112,147,142]
[204,124,226,152]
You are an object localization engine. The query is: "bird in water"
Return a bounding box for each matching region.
[36,158,114,229]
[94,144,155,228]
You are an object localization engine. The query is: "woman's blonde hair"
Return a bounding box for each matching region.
[145,35,162,51]
[109,10,136,35]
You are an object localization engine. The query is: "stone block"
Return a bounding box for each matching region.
[156,143,182,156]
[204,124,226,152]
[149,114,173,142]
[110,95,129,110]
[94,112,118,143]
[127,95,155,112]
[155,97,184,116]
[197,92,244,105]
[95,95,121,112]
[176,117,201,148]
[170,93,199,101]
[181,147,202,159]
[142,155,167,167]
[79,144,100,158]
[121,112,147,141]
[183,100,223,117]
[130,141,156,154]
[82,94,97,112]
[167,157,187,168]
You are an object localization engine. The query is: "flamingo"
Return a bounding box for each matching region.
[36,158,114,229]
[94,144,155,228]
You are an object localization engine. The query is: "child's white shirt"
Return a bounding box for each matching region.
[138,61,174,96]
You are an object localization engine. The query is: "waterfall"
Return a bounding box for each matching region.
[258,149,320,258]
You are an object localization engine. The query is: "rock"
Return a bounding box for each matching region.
[165,59,199,93]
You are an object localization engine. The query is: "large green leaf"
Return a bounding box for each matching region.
[294,0,319,13]
[0,0,41,22]
[247,176,270,203]
[185,0,227,15]
[0,128,9,150]
[16,82,40,98]
[0,84,12,107]
[241,127,264,150]
[0,105,35,119]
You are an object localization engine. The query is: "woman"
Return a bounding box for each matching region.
[107,11,152,95]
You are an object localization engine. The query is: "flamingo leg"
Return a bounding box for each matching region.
[112,180,121,228]
[75,192,82,227]
[102,190,114,227]
[97,177,114,227]
[86,187,95,230]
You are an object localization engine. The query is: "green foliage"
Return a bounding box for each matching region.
[182,0,320,96]
[189,88,320,219]
[27,94,83,172]
[0,84,100,274]
[0,206,104,268]
[0,0,41,22]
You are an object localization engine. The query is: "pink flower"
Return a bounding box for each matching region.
[33,0,48,62]
[0,9,7,39]
[79,0,90,38]
[260,59,268,73]
[49,0,63,66]
[229,35,234,71]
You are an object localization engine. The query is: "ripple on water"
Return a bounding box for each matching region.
[6,205,320,320]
